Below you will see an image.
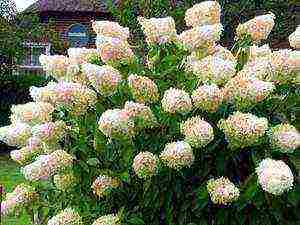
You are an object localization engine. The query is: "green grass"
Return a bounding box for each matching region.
[0,154,31,225]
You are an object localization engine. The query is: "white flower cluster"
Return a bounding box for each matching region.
[256,158,294,195]
[0,122,31,147]
[47,208,82,225]
[289,26,300,49]
[92,214,120,225]
[92,175,119,198]
[207,177,240,205]
[132,151,158,179]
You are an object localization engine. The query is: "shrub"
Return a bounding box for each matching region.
[0,1,299,225]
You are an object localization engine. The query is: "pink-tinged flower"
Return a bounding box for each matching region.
[92,175,119,198]
[128,74,159,103]
[98,109,135,139]
[67,47,98,65]
[236,13,275,43]
[47,208,82,225]
[192,83,223,112]
[10,102,54,125]
[222,75,274,109]
[53,172,77,191]
[138,16,177,44]
[160,141,194,170]
[132,151,158,179]
[82,63,122,96]
[0,123,31,147]
[0,184,37,216]
[124,101,157,129]
[185,1,221,27]
[92,21,129,40]
[181,116,214,148]
[191,55,236,85]
[39,54,69,79]
[289,26,300,49]
[256,158,294,195]
[268,124,300,153]
[161,88,192,114]
[218,112,268,150]
[178,24,223,51]
[10,137,44,164]
[207,177,239,205]
[92,214,120,225]
[212,44,236,62]
[21,150,73,181]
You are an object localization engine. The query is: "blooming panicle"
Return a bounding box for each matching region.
[138,16,177,44]
[30,81,97,115]
[248,44,272,62]
[213,44,236,62]
[98,109,135,139]
[218,112,268,150]
[191,83,223,112]
[256,158,294,195]
[92,175,119,198]
[207,177,240,205]
[180,116,214,148]
[179,23,223,51]
[31,121,66,146]
[82,63,122,96]
[67,47,98,65]
[21,150,73,181]
[39,54,69,79]
[53,172,77,191]
[185,1,221,27]
[92,20,130,40]
[10,102,54,125]
[161,88,193,114]
[47,208,82,225]
[0,184,37,216]
[132,151,158,179]
[10,137,44,164]
[191,55,236,85]
[92,214,120,225]
[289,26,300,49]
[0,122,31,147]
[128,74,159,103]
[160,141,194,170]
[124,101,157,129]
[222,75,275,109]
[236,13,275,43]
[268,124,300,153]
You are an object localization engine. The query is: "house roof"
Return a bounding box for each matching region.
[25,0,120,13]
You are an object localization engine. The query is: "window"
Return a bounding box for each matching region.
[67,24,89,47]
[21,42,51,68]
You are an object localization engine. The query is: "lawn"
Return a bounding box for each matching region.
[0,154,31,225]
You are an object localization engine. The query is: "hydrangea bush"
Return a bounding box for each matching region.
[0,1,299,224]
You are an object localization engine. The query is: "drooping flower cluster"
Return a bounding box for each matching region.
[132,151,158,179]
[218,112,268,149]
[10,102,54,125]
[68,47,98,65]
[93,21,133,62]
[21,150,73,181]
[92,214,120,225]
[256,158,294,195]
[289,26,300,49]
[138,16,177,44]
[161,88,193,114]
[82,63,122,96]
[191,83,223,112]
[268,124,300,153]
[128,74,159,103]
[0,184,37,216]
[92,175,119,198]
[47,208,82,225]
[30,81,97,115]
[98,109,135,139]
[223,75,275,109]
[191,55,236,85]
[185,1,221,27]
[53,172,77,191]
[0,122,31,147]
[39,54,69,79]
[207,177,240,205]
[124,101,157,129]
[181,116,214,148]
[160,141,194,170]
[236,13,276,43]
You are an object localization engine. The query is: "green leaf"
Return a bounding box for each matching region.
[128,217,145,225]
[86,158,100,167]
